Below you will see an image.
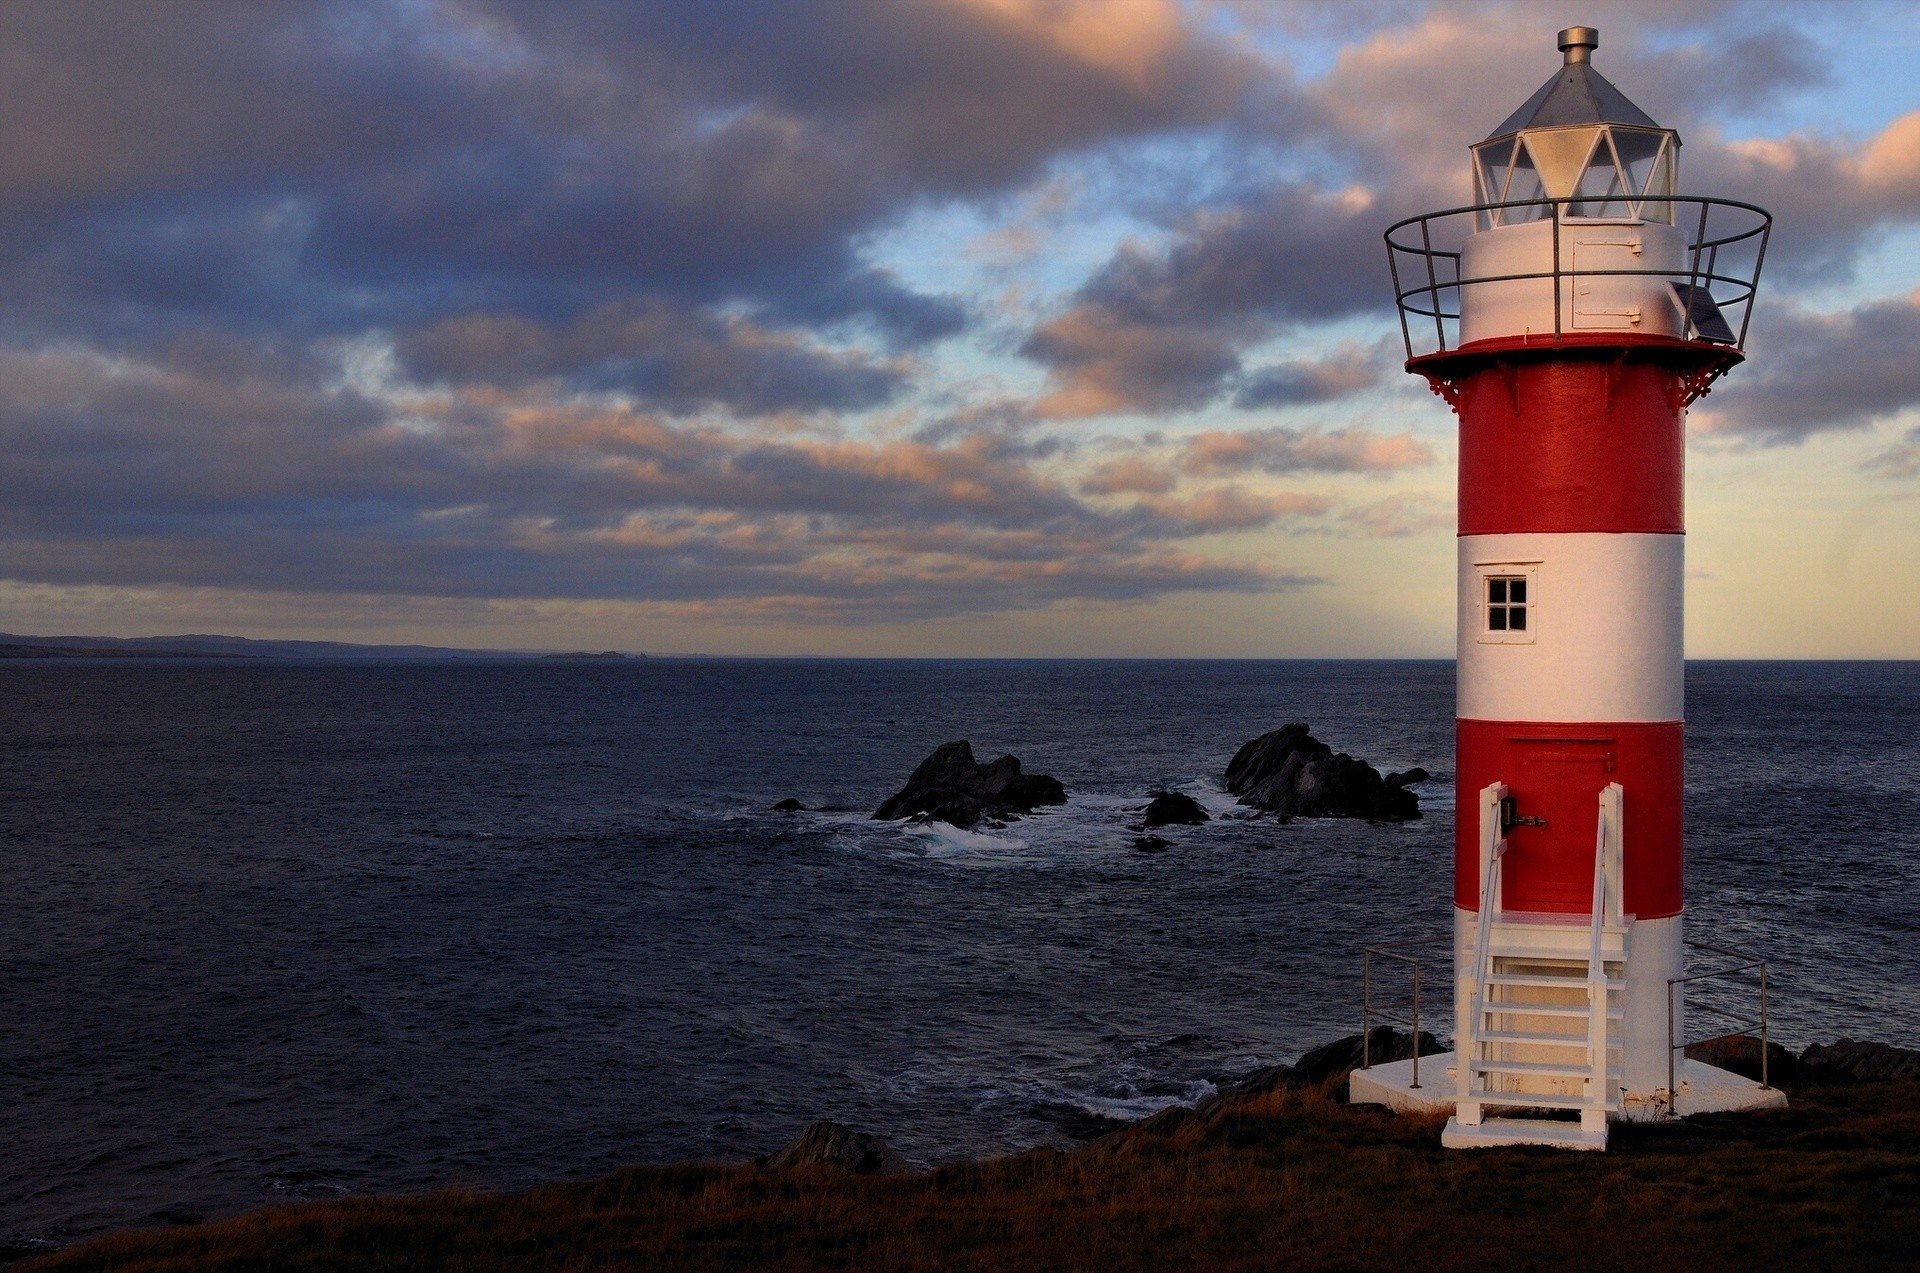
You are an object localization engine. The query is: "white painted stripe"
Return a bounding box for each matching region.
[1458,532,1683,723]
[1460,218,1688,345]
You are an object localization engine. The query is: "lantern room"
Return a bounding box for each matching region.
[1471,27,1678,228]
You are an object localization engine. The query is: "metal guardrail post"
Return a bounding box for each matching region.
[1419,217,1445,351]
[1760,964,1771,1090]
[1551,199,1562,339]
[1388,249,1412,360]
[1410,961,1422,1090]
[1667,977,1677,1108]
[1739,221,1771,347]
[1362,949,1373,1070]
[1358,936,1450,1082]
[1666,941,1773,1111]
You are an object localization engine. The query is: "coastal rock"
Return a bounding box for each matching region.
[759,1121,910,1176]
[1384,767,1431,788]
[1204,1028,1447,1108]
[768,798,806,812]
[1685,1034,1808,1088]
[1801,1039,1920,1083]
[1133,835,1172,853]
[1141,791,1210,829]
[1289,1028,1447,1089]
[873,740,1066,830]
[1224,723,1421,822]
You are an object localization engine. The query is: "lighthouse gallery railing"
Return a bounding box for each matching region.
[1385,195,1772,360]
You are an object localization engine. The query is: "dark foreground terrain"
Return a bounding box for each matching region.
[20,1075,1919,1272]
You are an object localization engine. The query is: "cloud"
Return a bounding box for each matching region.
[1341,493,1452,538]
[1235,340,1390,409]
[1181,425,1434,476]
[1697,291,1920,443]
[8,1,1916,637]
[1019,183,1395,415]
[1866,426,1920,479]
[0,341,1327,621]
[1081,456,1176,495]
[0,0,1255,354]
[398,302,910,415]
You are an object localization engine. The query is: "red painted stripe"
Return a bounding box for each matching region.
[1456,357,1685,536]
[1455,718,1683,920]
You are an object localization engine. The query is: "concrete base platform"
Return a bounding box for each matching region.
[1349,1052,1789,1124]
[1442,1116,1608,1151]
[1348,1053,1460,1115]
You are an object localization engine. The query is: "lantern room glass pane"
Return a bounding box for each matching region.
[1614,129,1666,197]
[1500,147,1547,224]
[1524,127,1601,201]
[1639,142,1676,224]
[1569,132,1629,218]
[1473,140,1514,229]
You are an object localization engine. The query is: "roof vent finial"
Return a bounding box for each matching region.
[1559,26,1598,65]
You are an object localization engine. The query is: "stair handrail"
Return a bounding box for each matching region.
[1586,783,1624,1109]
[1462,781,1510,1106]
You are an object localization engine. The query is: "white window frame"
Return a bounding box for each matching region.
[1476,561,1539,645]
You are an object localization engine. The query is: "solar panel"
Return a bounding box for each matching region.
[1669,282,1737,344]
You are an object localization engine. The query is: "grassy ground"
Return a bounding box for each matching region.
[21,1080,1920,1272]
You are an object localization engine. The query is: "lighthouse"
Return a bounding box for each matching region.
[1357,28,1778,1148]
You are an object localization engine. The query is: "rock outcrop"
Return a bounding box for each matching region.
[873,740,1066,830]
[1801,1039,1920,1083]
[1224,723,1421,821]
[759,1121,910,1175]
[1140,791,1210,829]
[768,798,806,812]
[1685,1035,1920,1086]
[1685,1034,1808,1087]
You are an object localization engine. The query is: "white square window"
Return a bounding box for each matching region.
[1477,564,1538,645]
[1487,575,1528,631]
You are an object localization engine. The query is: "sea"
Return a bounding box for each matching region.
[3,658,1917,1252]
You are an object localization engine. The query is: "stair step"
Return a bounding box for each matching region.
[1478,1028,1607,1047]
[1469,1058,1622,1079]
[1484,973,1625,989]
[1486,943,1625,958]
[1477,1002,1625,1021]
[1457,1089,1620,1112]
[1442,1116,1608,1151]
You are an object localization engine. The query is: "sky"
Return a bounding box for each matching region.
[1,0,1917,657]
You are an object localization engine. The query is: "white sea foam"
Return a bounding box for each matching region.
[907,820,1031,859]
[1067,1079,1217,1122]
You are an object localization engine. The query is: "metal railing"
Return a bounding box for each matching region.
[1384,195,1772,360]
[1668,939,1772,1100]
[1361,935,1451,1089]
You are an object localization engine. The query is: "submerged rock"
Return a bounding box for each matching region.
[1133,835,1172,853]
[873,740,1066,830]
[768,797,806,812]
[1224,723,1421,822]
[759,1121,910,1176]
[1141,791,1210,829]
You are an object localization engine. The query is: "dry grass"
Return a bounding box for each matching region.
[21,1081,1920,1272]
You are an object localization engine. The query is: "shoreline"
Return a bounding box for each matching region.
[15,1033,1920,1271]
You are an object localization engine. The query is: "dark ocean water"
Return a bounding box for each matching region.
[3,659,1917,1251]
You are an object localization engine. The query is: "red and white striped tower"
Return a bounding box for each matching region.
[1383,27,1772,1147]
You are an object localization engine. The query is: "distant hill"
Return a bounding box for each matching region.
[0,632,552,660]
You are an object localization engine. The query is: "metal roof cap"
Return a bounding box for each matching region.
[1484,27,1663,142]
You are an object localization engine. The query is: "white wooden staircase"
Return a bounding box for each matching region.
[1444,782,1627,1150]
